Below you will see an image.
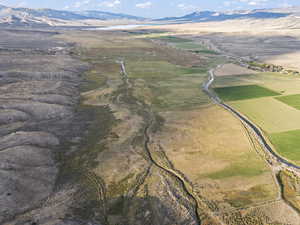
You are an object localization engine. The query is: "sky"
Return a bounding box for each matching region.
[1,0,300,18]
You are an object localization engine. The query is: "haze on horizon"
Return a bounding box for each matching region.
[2,0,300,18]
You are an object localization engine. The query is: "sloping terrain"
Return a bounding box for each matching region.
[0,29,88,224]
[0,4,145,27]
[157,9,290,22]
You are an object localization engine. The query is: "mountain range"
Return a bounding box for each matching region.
[157,9,291,22]
[0,4,298,27]
[0,4,145,27]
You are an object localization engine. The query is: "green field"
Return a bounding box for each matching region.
[173,42,204,50]
[214,72,300,164]
[127,60,211,111]
[276,94,300,110]
[230,98,300,133]
[269,130,300,162]
[214,72,300,95]
[205,156,266,180]
[214,85,280,101]
[156,36,191,43]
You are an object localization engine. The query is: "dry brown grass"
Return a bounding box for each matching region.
[215,63,258,76]
[152,104,277,209]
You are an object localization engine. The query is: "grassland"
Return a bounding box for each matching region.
[269,130,300,163]
[155,105,277,209]
[276,94,300,110]
[127,34,278,210]
[155,36,191,43]
[57,30,284,224]
[126,60,211,111]
[152,35,218,54]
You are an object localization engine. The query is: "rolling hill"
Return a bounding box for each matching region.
[0,4,145,27]
[157,9,291,22]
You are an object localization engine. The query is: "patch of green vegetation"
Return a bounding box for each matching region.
[191,49,219,55]
[127,60,211,111]
[127,60,183,80]
[81,70,107,92]
[226,185,270,208]
[155,36,191,43]
[249,61,268,68]
[107,173,135,197]
[278,170,300,211]
[276,94,300,110]
[206,163,265,179]
[214,85,280,101]
[58,104,116,179]
[174,42,203,50]
[180,67,208,74]
[269,129,300,162]
[204,153,266,179]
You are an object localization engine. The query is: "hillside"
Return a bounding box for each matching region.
[0,4,145,27]
[157,8,291,22]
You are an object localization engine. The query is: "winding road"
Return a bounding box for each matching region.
[203,65,300,173]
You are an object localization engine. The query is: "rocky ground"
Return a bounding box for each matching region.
[0,29,89,225]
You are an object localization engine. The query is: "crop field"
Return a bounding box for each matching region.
[215,68,300,165]
[276,94,300,110]
[269,130,300,163]
[214,72,300,95]
[229,98,300,133]
[214,85,280,101]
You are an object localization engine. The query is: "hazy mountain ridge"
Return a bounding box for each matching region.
[0,4,299,27]
[157,9,291,22]
[0,4,145,27]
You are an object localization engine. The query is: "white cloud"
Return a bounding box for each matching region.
[15,1,27,7]
[136,1,152,9]
[66,0,90,9]
[237,0,269,6]
[177,3,200,11]
[99,0,121,8]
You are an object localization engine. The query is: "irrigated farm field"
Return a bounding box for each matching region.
[270,130,300,163]
[214,68,300,165]
[276,94,300,110]
[214,85,280,101]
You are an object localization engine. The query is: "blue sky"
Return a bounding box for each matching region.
[2,0,300,18]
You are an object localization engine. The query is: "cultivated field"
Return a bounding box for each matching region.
[214,69,300,166]
[214,85,280,101]
[270,130,300,163]
[276,94,300,110]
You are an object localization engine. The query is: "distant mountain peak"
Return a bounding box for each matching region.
[157,9,291,22]
[0,4,145,27]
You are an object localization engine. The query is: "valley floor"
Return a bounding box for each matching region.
[2,25,300,225]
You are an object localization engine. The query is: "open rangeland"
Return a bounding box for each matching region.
[4,15,300,224]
